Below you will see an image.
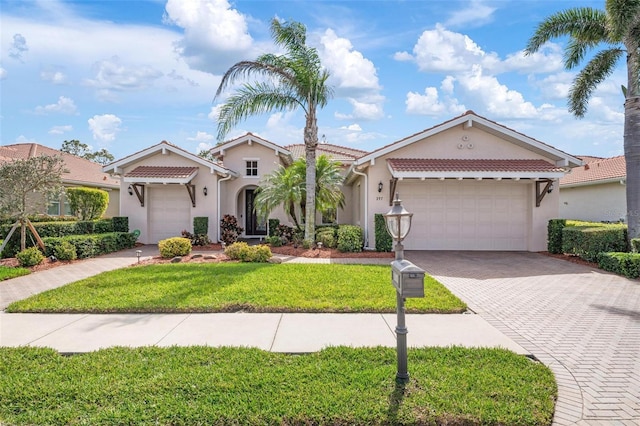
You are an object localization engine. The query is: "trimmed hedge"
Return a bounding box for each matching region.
[374,214,392,252]
[598,252,640,279]
[193,217,208,236]
[112,217,129,233]
[632,238,640,253]
[337,225,363,253]
[66,187,109,220]
[561,225,628,262]
[224,242,272,262]
[547,219,566,254]
[43,232,137,259]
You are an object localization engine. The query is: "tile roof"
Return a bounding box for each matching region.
[560,155,626,186]
[125,166,199,179]
[0,143,120,187]
[387,158,563,173]
[285,143,368,162]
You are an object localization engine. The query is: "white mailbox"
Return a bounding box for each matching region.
[391,259,425,298]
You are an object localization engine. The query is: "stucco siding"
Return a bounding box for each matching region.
[560,182,626,222]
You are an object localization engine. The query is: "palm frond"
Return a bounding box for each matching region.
[525,8,607,55]
[569,48,622,117]
[607,0,640,40]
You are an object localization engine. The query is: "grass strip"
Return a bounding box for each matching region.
[0,346,556,425]
[7,263,466,314]
[0,265,30,281]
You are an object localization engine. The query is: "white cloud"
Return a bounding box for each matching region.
[405,86,466,116]
[502,44,563,74]
[208,104,223,121]
[335,97,385,121]
[34,96,77,115]
[445,0,496,28]
[0,67,6,80]
[197,142,214,153]
[187,131,215,143]
[88,114,122,142]
[84,56,164,93]
[163,0,255,74]
[340,124,362,131]
[9,33,28,61]
[393,51,413,62]
[40,69,67,84]
[48,125,73,135]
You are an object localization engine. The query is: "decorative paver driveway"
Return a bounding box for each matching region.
[407,251,640,426]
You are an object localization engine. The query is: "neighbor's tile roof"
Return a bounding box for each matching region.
[387,158,563,173]
[0,143,120,187]
[125,166,199,179]
[560,155,626,186]
[285,143,368,163]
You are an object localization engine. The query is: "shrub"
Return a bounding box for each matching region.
[266,235,283,247]
[225,242,272,262]
[598,252,640,279]
[193,217,208,236]
[181,230,211,247]
[43,232,136,259]
[547,219,567,254]
[112,217,129,233]
[54,240,77,261]
[74,220,95,235]
[632,238,640,253]
[374,213,393,252]
[316,227,337,249]
[337,225,363,253]
[562,225,628,262]
[158,237,192,258]
[268,219,280,236]
[94,219,114,234]
[220,215,244,245]
[273,224,294,243]
[16,247,44,267]
[66,187,109,220]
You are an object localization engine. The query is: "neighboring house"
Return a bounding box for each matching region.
[0,143,120,217]
[104,111,582,251]
[559,155,626,222]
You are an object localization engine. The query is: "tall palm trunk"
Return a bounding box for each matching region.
[624,40,640,240]
[304,110,318,243]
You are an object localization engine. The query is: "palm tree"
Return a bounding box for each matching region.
[525,0,640,241]
[215,18,333,243]
[254,155,345,231]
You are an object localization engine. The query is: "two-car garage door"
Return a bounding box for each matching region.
[401,180,529,251]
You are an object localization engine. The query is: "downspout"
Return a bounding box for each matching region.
[217,174,232,242]
[352,168,370,249]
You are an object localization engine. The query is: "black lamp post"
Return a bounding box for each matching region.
[384,193,414,383]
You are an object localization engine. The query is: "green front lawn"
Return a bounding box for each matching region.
[0,346,556,426]
[0,265,30,281]
[6,263,466,313]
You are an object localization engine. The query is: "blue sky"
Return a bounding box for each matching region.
[0,0,625,160]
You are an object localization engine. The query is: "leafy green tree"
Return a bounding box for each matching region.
[254,155,345,229]
[197,149,218,162]
[0,155,66,250]
[66,187,109,220]
[215,18,333,244]
[84,149,114,165]
[61,140,114,165]
[525,0,640,240]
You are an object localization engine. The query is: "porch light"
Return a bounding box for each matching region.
[203,186,208,196]
[547,183,554,194]
[128,185,133,196]
[378,181,383,193]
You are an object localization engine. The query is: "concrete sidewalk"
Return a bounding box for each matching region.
[0,312,527,354]
[0,246,527,355]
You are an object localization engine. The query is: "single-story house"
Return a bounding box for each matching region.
[0,143,120,217]
[559,155,626,222]
[103,111,582,251]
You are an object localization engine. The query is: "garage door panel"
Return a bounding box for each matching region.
[402,181,528,250]
[149,186,191,243]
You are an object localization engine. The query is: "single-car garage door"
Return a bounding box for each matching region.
[401,180,529,250]
[149,185,191,243]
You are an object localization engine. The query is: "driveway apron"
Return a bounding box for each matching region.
[408,251,640,426]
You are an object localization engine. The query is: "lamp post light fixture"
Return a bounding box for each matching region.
[384,193,424,384]
[136,249,142,263]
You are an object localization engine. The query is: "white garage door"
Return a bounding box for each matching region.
[401,180,529,250]
[149,186,191,243]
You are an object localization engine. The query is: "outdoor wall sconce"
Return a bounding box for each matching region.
[203,186,208,196]
[378,181,383,193]
[547,183,554,194]
[128,185,133,196]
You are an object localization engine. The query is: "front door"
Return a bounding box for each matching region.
[245,189,267,236]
